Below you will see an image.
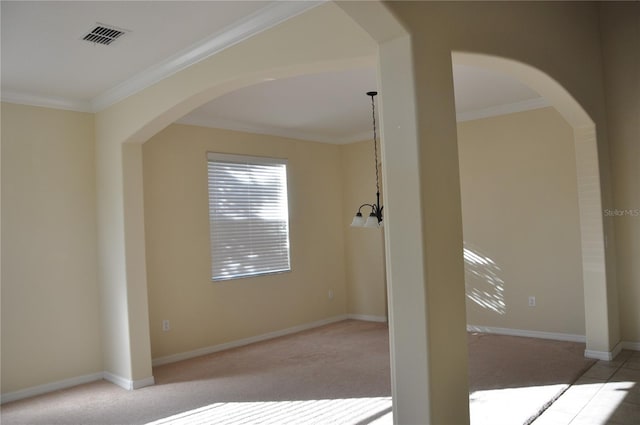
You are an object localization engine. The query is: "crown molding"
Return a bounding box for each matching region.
[90,0,325,111]
[343,130,376,144]
[2,1,324,113]
[456,97,550,122]
[1,90,92,112]
[157,94,554,145]
[177,97,553,146]
[177,114,346,145]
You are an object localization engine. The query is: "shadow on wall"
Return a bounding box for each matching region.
[464,242,505,315]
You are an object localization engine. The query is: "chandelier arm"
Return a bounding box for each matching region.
[357,203,375,214]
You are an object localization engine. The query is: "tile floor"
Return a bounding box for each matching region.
[533,350,640,425]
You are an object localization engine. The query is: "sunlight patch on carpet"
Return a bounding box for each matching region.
[145,397,393,425]
[470,384,567,425]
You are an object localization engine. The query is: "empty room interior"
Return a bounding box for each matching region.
[1,1,639,424]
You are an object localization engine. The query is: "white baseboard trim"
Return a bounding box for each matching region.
[347,314,388,323]
[2,314,378,403]
[134,376,156,390]
[585,341,623,361]
[152,315,350,366]
[0,372,104,404]
[103,372,130,390]
[2,371,156,404]
[467,325,586,343]
[103,372,155,390]
[584,350,609,361]
[467,326,639,358]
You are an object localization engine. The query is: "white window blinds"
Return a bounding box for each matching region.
[207,153,291,281]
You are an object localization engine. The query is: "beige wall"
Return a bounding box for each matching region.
[600,2,640,344]
[458,107,585,335]
[142,124,348,359]
[341,140,387,319]
[1,103,102,393]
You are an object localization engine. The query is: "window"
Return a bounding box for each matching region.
[207,153,291,281]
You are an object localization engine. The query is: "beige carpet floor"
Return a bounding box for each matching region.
[1,320,595,425]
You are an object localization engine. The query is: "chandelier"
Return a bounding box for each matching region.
[350,91,383,228]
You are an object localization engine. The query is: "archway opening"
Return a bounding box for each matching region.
[105,0,402,414]
[452,52,609,423]
[119,8,404,425]
[452,52,609,357]
[140,65,391,365]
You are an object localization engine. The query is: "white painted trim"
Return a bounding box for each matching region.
[584,350,611,361]
[348,314,388,323]
[0,315,382,403]
[0,372,103,404]
[622,341,640,351]
[91,1,325,111]
[152,315,349,366]
[343,130,376,144]
[173,98,560,144]
[103,372,134,390]
[585,342,623,361]
[467,325,586,343]
[132,376,155,390]
[176,115,343,144]
[456,97,550,122]
[2,2,324,113]
[177,97,552,144]
[176,116,375,145]
[2,371,155,404]
[0,90,92,113]
[176,115,373,145]
[102,372,155,391]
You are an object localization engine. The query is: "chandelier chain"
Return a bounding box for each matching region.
[371,94,380,195]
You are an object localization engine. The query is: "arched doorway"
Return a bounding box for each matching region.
[453,52,612,359]
[94,0,409,397]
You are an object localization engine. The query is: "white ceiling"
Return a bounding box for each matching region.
[177,67,379,144]
[1,1,548,144]
[1,1,273,101]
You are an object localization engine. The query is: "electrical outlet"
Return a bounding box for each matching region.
[328,290,334,300]
[162,319,170,331]
[528,296,536,307]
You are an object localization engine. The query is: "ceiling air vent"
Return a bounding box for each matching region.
[82,24,126,46]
